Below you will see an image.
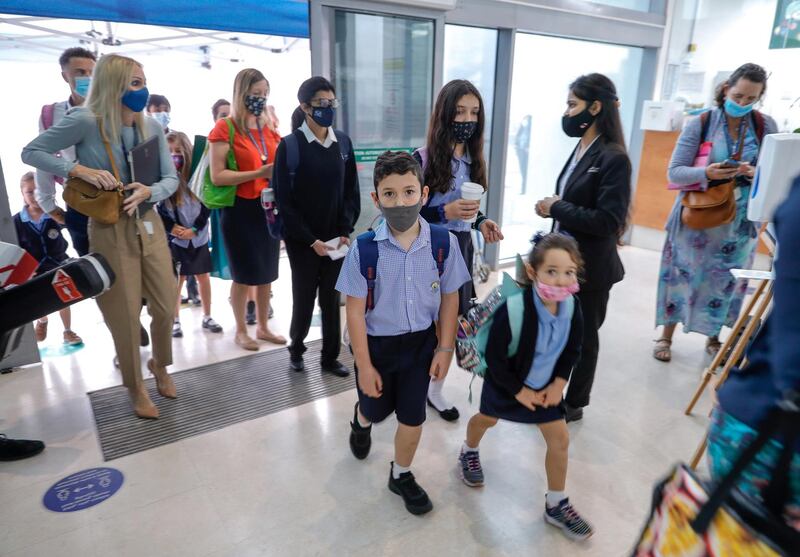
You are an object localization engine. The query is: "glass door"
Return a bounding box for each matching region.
[331,10,435,235]
[500,34,644,260]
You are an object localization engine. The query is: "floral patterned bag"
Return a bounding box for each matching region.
[632,405,800,556]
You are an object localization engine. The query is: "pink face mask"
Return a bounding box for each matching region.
[535,281,580,302]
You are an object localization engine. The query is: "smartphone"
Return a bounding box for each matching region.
[720,159,740,169]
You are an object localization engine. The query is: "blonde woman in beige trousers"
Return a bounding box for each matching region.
[23,54,179,419]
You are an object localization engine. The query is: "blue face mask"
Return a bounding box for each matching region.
[74,76,92,98]
[724,98,756,118]
[121,87,149,113]
[311,106,335,128]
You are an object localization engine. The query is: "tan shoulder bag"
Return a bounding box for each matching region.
[63,119,123,225]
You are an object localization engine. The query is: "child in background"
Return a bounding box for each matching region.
[157,131,222,337]
[413,80,504,422]
[458,232,593,541]
[13,172,83,346]
[337,151,470,515]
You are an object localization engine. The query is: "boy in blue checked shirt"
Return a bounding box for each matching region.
[336,151,470,515]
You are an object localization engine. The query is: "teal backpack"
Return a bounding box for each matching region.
[456,263,574,400]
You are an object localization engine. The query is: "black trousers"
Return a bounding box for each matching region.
[565,287,611,409]
[285,239,343,365]
[452,230,476,315]
[65,206,89,257]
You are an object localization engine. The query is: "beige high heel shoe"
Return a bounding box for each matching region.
[129,384,159,419]
[147,359,177,399]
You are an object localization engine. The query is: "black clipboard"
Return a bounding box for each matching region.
[128,135,160,187]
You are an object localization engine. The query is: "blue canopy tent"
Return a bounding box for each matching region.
[0,0,310,38]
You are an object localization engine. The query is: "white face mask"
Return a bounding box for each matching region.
[152,111,171,129]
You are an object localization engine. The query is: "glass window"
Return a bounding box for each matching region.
[589,0,653,11]
[500,33,643,260]
[444,25,498,162]
[333,10,435,235]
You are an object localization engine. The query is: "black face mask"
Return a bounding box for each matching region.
[452,121,477,144]
[561,107,597,138]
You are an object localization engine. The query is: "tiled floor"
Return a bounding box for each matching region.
[0,247,719,556]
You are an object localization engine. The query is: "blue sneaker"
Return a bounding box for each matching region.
[544,497,593,541]
[458,448,484,487]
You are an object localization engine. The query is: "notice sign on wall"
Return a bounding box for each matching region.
[771,0,800,49]
[43,467,124,512]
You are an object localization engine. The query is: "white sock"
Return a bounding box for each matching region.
[462,441,478,453]
[546,491,567,508]
[357,414,371,428]
[392,462,410,479]
[427,379,452,411]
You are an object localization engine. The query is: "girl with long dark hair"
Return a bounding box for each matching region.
[535,73,632,423]
[413,79,503,421]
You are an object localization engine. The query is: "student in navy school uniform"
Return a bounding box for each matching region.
[457,232,594,541]
[13,172,83,346]
[336,151,470,516]
[157,131,223,338]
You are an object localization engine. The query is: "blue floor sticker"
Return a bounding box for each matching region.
[39,343,85,359]
[43,467,124,512]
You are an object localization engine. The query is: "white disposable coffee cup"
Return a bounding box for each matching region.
[460,182,484,223]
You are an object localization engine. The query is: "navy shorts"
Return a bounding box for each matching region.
[355,325,438,427]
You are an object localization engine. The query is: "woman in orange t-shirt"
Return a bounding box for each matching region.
[208,68,285,351]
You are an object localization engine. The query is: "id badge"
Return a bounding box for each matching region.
[143,221,154,236]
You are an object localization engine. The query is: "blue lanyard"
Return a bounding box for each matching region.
[246,122,268,165]
[120,123,139,163]
[722,115,748,161]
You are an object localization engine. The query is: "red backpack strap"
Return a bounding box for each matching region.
[752,110,766,144]
[41,103,57,131]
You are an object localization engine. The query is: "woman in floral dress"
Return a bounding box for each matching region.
[654,63,777,362]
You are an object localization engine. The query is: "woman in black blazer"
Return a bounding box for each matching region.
[535,73,632,423]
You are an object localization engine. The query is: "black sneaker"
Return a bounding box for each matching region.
[290,357,305,372]
[564,403,583,423]
[349,403,371,459]
[321,360,350,377]
[388,463,433,515]
[0,434,45,461]
[246,301,257,325]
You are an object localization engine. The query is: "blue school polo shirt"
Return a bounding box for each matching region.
[336,217,470,337]
[524,288,572,389]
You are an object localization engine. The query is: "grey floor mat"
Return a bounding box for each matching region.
[88,340,354,461]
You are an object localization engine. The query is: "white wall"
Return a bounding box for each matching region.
[1,41,311,212]
[680,0,800,130]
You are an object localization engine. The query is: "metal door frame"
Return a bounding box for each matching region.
[310,0,667,267]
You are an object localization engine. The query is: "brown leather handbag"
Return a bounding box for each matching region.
[680,180,736,229]
[680,111,750,230]
[63,121,123,225]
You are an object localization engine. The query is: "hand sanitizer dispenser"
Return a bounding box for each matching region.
[748,134,800,222]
